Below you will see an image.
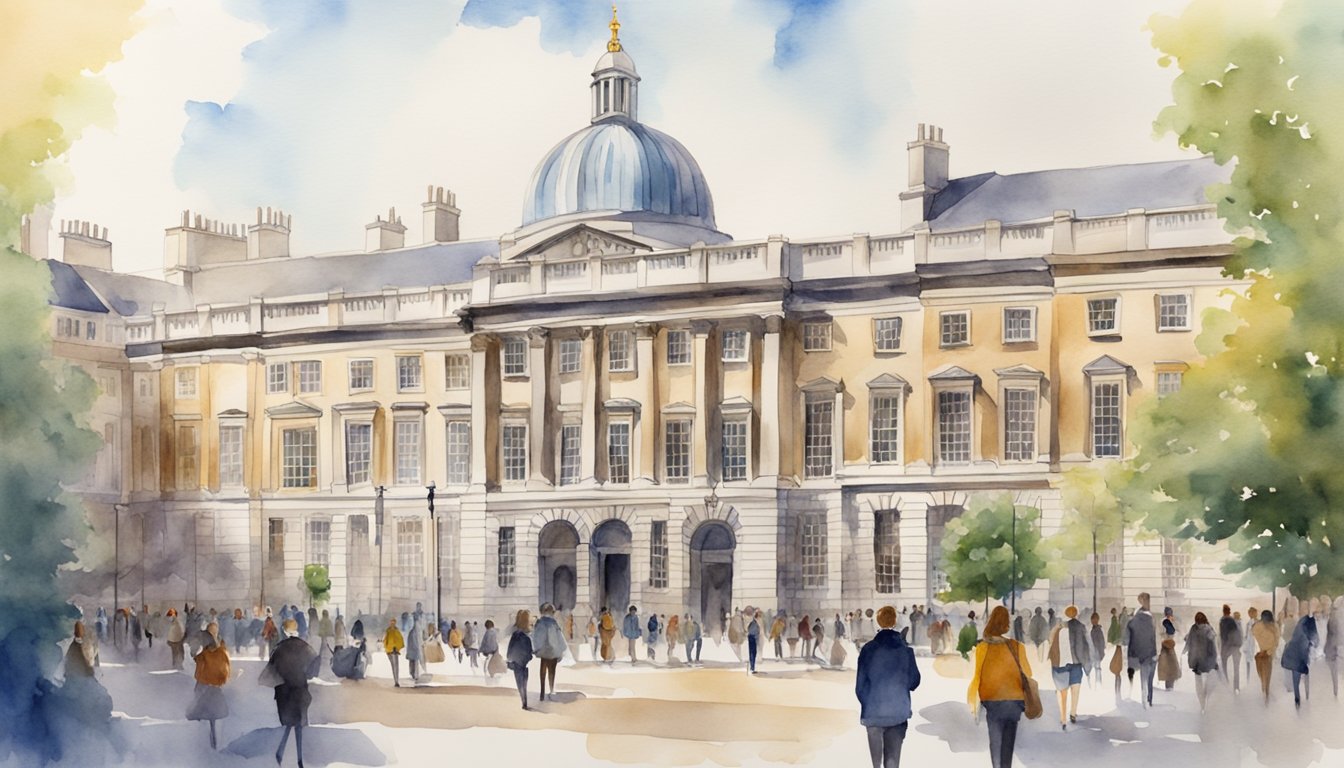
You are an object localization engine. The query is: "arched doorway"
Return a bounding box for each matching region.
[591,520,632,614]
[538,520,579,611]
[689,521,735,639]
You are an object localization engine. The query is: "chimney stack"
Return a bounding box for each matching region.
[58,218,113,271]
[900,123,950,230]
[19,206,52,260]
[422,185,460,244]
[365,206,407,252]
[247,206,291,260]
[163,209,248,285]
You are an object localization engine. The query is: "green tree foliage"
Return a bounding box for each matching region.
[939,494,1047,606]
[303,564,332,607]
[1122,0,1344,597]
[1048,464,1139,604]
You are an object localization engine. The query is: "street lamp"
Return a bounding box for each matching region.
[703,484,719,518]
[426,481,439,623]
[113,503,127,613]
[374,486,386,617]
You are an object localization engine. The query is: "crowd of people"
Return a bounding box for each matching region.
[60,592,1344,768]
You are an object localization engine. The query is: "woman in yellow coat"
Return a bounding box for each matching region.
[968,606,1033,768]
[383,617,405,687]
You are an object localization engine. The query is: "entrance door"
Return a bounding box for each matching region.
[552,565,577,612]
[690,522,736,638]
[591,519,633,613]
[602,554,631,615]
[701,561,732,636]
[538,520,580,610]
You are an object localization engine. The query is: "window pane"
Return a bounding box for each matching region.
[503,337,528,376]
[558,339,582,374]
[445,353,471,388]
[939,312,969,347]
[1092,382,1122,457]
[177,368,198,398]
[266,362,287,394]
[177,425,198,488]
[446,421,470,484]
[650,521,668,588]
[1161,537,1190,590]
[345,422,372,486]
[219,425,244,487]
[874,510,901,593]
[665,419,691,484]
[608,421,631,484]
[1003,308,1034,342]
[281,428,317,488]
[1003,388,1037,462]
[870,394,901,464]
[874,317,903,351]
[396,518,423,592]
[502,424,528,482]
[307,519,331,567]
[608,330,633,372]
[804,399,834,478]
[803,322,832,352]
[497,527,516,588]
[721,329,748,362]
[559,424,582,485]
[395,420,422,485]
[801,513,827,587]
[296,361,322,394]
[1157,371,1183,397]
[937,390,971,463]
[268,518,285,568]
[1087,298,1119,333]
[1158,294,1189,330]
[666,330,691,365]
[348,359,373,391]
[397,355,423,391]
[722,420,748,481]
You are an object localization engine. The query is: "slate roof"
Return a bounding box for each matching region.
[46,260,109,313]
[926,156,1230,230]
[70,264,193,314]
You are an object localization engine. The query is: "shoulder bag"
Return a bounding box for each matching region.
[1006,640,1043,719]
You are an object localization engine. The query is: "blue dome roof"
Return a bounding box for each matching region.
[522,117,716,229]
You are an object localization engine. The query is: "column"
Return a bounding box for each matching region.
[690,320,716,484]
[469,334,491,492]
[833,382,846,475]
[759,315,782,481]
[579,327,599,485]
[527,327,551,488]
[634,322,658,486]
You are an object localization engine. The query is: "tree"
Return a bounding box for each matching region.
[303,564,332,608]
[1121,0,1344,598]
[1048,463,1138,611]
[939,494,1047,612]
[0,2,142,762]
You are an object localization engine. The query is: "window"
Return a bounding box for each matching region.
[281,427,317,488]
[497,527,516,588]
[307,519,331,567]
[137,376,153,398]
[1157,293,1191,331]
[721,329,749,362]
[445,353,470,389]
[664,419,691,484]
[219,425,244,487]
[1161,537,1191,590]
[1002,307,1035,343]
[936,390,971,464]
[869,393,901,464]
[176,368,198,398]
[349,515,370,563]
[800,513,827,588]
[607,421,631,484]
[345,422,372,486]
[86,321,97,341]
[266,362,288,394]
[176,424,198,489]
[502,423,528,482]
[296,361,322,394]
[559,424,582,486]
[446,421,470,485]
[802,321,832,352]
[804,398,834,478]
[1098,539,1123,588]
[268,518,285,568]
[394,420,422,485]
[396,518,423,591]
[1091,381,1123,458]
[666,330,691,365]
[874,509,901,593]
[608,330,633,372]
[497,336,525,377]
[1157,371,1183,397]
[1003,388,1037,462]
[558,339,582,374]
[396,355,423,391]
[721,420,749,481]
[1087,297,1120,335]
[939,311,970,347]
[348,359,374,392]
[650,521,668,588]
[874,317,903,352]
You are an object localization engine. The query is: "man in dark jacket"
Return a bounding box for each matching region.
[1218,604,1243,693]
[267,619,319,767]
[855,605,921,768]
[1122,592,1158,707]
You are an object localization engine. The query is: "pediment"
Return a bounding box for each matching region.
[511,225,651,262]
[265,401,322,419]
[1082,355,1133,375]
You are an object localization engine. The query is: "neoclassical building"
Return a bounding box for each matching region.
[33,17,1260,626]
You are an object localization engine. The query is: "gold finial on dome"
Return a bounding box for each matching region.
[608,4,622,52]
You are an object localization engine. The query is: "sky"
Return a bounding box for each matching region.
[51,0,1197,277]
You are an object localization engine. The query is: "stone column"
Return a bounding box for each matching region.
[691,320,716,484]
[579,327,599,485]
[469,334,491,492]
[759,315,782,481]
[634,322,658,486]
[528,327,551,488]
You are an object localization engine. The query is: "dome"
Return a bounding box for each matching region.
[522,117,716,229]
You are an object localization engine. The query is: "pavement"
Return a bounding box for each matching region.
[54,638,1344,767]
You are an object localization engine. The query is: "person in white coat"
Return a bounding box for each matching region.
[531,603,568,701]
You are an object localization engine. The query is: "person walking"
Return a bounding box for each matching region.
[187,621,231,750]
[812,616,826,661]
[645,611,661,662]
[231,609,249,655]
[265,619,318,768]
[958,611,980,661]
[746,609,762,673]
[1158,621,1181,691]
[800,614,813,658]
[1218,604,1243,694]
[665,613,681,663]
[598,607,616,663]
[1089,613,1106,685]
[317,610,334,663]
[1243,606,1260,682]
[785,612,800,658]
[1028,608,1048,662]
[855,606,921,768]
[331,619,370,681]
[461,620,477,668]
[967,606,1033,768]
[1049,606,1090,729]
[333,612,346,650]
[261,608,279,661]
[167,609,187,670]
[770,612,786,660]
[127,606,143,661]
[383,617,405,688]
[531,603,566,702]
[1185,612,1219,712]
[480,619,501,677]
[405,613,424,685]
[1106,608,1121,648]
[1252,609,1279,703]
[1326,596,1344,698]
[622,606,642,663]
[507,610,535,710]
[685,614,702,664]
[1281,607,1319,708]
[1122,592,1159,707]
[1012,611,1026,645]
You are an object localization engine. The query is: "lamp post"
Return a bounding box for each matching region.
[375,486,386,617]
[113,503,127,613]
[426,481,439,623]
